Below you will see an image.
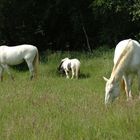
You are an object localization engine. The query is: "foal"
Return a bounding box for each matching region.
[58,58,80,79]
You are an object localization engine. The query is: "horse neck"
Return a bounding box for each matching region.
[110,43,133,81]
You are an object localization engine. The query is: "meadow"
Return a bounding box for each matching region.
[0,49,140,140]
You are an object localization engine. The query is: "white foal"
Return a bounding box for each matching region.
[58,58,80,79]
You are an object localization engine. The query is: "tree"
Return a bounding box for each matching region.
[0,0,140,51]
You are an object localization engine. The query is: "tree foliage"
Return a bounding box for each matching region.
[0,0,140,51]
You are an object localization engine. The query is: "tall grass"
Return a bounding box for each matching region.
[0,49,140,140]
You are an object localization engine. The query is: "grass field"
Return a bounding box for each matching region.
[0,49,140,140]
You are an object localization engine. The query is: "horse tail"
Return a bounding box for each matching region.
[33,48,39,78]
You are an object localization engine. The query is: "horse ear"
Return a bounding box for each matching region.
[103,76,109,82]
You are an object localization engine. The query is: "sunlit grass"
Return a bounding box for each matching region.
[0,50,139,139]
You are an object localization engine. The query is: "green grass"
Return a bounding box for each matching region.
[0,50,140,140]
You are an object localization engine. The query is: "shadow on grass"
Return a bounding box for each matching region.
[56,70,90,79]
[11,61,28,72]
[79,73,90,79]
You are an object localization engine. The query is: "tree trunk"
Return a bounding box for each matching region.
[82,24,92,52]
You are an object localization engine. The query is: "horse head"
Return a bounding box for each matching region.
[57,58,69,73]
[103,77,120,104]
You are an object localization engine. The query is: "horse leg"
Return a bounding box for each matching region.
[123,74,133,101]
[75,67,80,79]
[128,75,133,98]
[0,66,4,81]
[3,65,14,80]
[71,68,75,79]
[26,60,34,80]
[64,69,69,79]
[137,71,140,99]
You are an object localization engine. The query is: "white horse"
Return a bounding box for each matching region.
[103,39,140,104]
[58,57,80,79]
[0,44,39,81]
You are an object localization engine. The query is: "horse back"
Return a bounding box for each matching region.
[114,39,140,72]
[0,44,38,65]
[70,59,80,68]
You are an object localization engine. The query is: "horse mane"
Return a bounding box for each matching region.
[58,61,63,71]
[58,58,69,71]
[111,39,134,80]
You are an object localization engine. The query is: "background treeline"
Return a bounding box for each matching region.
[0,0,140,51]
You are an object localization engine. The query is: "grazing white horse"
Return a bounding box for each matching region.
[103,39,140,104]
[0,44,39,81]
[58,58,80,79]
